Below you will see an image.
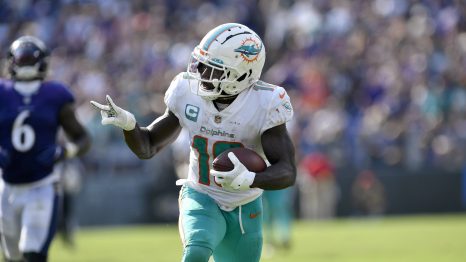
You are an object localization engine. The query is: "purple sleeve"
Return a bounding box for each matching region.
[44,81,75,107]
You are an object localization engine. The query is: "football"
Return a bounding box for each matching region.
[212,147,267,172]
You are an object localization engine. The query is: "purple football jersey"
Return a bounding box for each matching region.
[0,79,74,184]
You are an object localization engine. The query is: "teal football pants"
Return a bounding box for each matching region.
[263,188,293,246]
[179,185,263,262]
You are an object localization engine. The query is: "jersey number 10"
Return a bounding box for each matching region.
[192,135,243,186]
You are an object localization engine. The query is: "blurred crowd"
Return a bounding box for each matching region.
[2,0,466,173]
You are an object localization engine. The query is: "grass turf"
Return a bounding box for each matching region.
[50,214,466,262]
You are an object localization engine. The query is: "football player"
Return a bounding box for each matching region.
[0,36,91,262]
[91,23,295,262]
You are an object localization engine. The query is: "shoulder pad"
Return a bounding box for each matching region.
[164,73,190,112]
[256,81,293,133]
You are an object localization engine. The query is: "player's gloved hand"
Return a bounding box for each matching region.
[90,95,136,131]
[0,147,11,169]
[211,152,256,191]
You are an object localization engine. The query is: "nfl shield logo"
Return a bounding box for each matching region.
[214,115,222,123]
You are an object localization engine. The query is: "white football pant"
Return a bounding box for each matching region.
[0,179,59,260]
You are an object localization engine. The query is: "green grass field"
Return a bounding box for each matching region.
[50,214,466,262]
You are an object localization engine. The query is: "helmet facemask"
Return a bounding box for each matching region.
[12,63,44,80]
[187,47,248,100]
[8,36,49,81]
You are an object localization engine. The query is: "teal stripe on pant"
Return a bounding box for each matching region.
[179,185,263,262]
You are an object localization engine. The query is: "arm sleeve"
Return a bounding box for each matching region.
[55,83,75,107]
[261,86,294,134]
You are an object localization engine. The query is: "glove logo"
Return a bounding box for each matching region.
[185,104,200,122]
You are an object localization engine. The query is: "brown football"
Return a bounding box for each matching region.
[212,148,266,172]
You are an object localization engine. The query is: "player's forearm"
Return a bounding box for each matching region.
[251,161,296,190]
[55,130,91,163]
[123,124,155,159]
[73,131,91,157]
[123,109,181,159]
[256,124,297,190]
[123,123,181,159]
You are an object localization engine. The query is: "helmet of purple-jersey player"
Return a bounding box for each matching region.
[187,23,266,100]
[7,35,49,81]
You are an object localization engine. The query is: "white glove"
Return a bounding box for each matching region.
[90,95,136,131]
[211,152,256,191]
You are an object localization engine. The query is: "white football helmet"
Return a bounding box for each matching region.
[187,23,266,100]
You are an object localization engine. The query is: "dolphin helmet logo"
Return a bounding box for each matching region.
[234,37,262,63]
[235,44,261,56]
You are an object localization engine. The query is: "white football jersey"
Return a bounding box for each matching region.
[165,73,293,210]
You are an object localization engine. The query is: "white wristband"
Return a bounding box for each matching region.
[122,110,136,131]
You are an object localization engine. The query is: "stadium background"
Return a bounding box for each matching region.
[2,0,466,260]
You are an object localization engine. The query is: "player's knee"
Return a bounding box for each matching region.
[182,245,212,262]
[23,252,46,262]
